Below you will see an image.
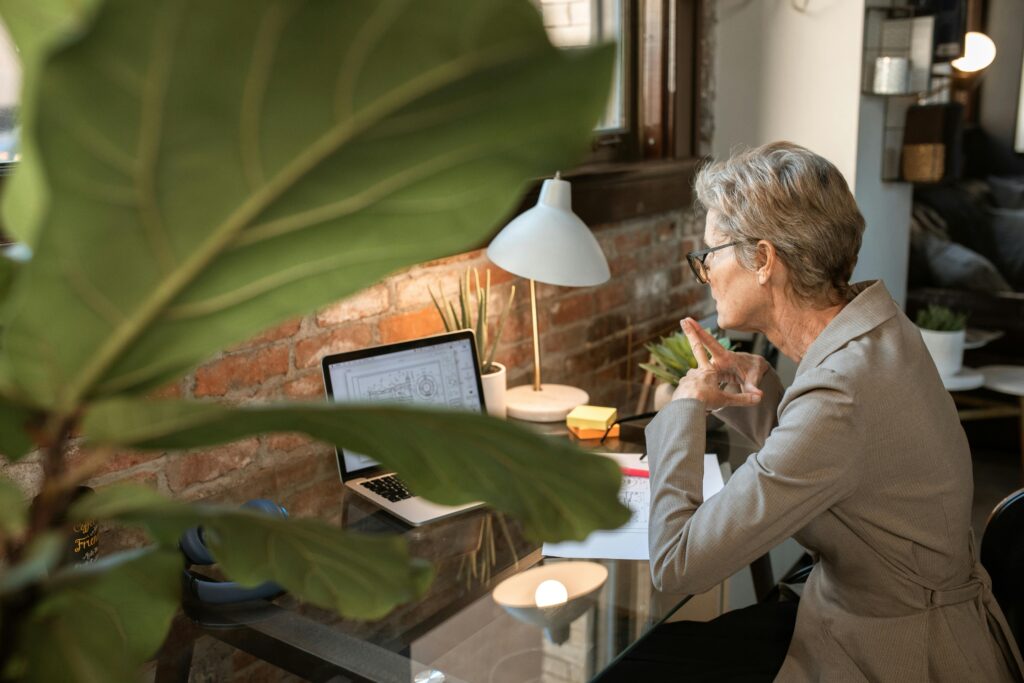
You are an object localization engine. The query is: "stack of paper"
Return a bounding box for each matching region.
[542,453,724,561]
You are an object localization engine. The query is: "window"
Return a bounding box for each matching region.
[523,0,704,225]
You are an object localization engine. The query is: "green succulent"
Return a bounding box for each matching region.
[639,329,732,387]
[915,305,967,332]
[429,268,515,375]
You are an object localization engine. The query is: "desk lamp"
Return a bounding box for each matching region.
[487,173,610,422]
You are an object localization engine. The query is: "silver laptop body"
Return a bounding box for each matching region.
[321,330,485,526]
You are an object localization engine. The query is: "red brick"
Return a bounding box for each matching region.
[379,306,445,344]
[264,433,314,453]
[550,292,596,327]
[294,324,373,369]
[165,439,260,493]
[67,445,163,478]
[655,220,677,242]
[316,285,390,327]
[283,372,325,399]
[271,451,329,490]
[91,466,160,490]
[286,479,341,518]
[609,254,638,277]
[596,284,629,312]
[395,269,464,311]
[231,318,302,351]
[614,229,653,253]
[194,346,289,397]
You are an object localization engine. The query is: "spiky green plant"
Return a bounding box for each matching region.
[639,329,733,387]
[429,268,515,374]
[915,305,967,332]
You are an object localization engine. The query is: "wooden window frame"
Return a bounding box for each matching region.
[512,0,704,227]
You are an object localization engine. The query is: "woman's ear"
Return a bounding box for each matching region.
[755,240,777,284]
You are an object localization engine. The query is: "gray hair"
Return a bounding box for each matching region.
[694,141,866,305]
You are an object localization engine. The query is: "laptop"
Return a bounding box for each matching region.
[321,330,485,526]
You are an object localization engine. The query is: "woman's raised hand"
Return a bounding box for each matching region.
[670,318,769,410]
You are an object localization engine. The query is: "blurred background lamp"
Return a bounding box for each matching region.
[952,31,996,73]
[487,173,610,422]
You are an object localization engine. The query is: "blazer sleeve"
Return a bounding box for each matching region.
[711,366,785,448]
[645,366,861,595]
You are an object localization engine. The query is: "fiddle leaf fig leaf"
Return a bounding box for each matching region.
[0,532,63,597]
[71,483,434,619]
[12,547,180,683]
[82,399,631,543]
[0,397,39,461]
[0,476,27,538]
[1,0,614,410]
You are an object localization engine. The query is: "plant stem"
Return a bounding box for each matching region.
[0,416,76,677]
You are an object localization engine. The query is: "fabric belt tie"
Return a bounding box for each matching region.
[925,563,1024,680]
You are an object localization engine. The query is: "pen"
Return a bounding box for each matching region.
[620,467,649,478]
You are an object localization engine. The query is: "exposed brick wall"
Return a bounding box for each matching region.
[0,210,710,523]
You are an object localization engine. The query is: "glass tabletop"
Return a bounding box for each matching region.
[159,418,756,682]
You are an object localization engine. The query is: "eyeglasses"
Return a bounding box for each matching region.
[686,242,740,284]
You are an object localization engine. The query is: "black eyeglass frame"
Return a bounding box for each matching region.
[686,241,741,284]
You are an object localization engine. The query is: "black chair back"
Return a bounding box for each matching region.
[981,488,1024,651]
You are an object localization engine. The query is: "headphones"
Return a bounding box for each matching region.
[179,499,288,604]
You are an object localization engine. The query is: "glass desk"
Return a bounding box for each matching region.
[156,422,758,682]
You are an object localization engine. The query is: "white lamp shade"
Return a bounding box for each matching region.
[487,176,610,287]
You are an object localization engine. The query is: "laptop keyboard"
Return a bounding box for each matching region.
[361,475,413,502]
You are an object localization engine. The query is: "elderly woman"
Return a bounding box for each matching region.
[604,142,1023,681]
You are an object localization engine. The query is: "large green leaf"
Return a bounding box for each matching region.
[11,546,180,683]
[71,484,434,619]
[1,0,614,410]
[0,0,101,247]
[0,396,37,460]
[0,532,63,596]
[82,399,630,542]
[0,475,26,538]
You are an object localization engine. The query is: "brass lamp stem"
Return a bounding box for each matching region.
[529,279,542,391]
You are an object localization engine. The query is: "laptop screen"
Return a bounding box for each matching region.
[322,332,485,478]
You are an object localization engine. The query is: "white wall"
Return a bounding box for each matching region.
[714,0,913,307]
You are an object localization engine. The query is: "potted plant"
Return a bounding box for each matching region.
[916,304,968,377]
[640,329,733,410]
[430,268,515,418]
[0,1,630,678]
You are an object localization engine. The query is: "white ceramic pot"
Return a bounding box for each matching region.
[919,328,965,377]
[481,362,507,419]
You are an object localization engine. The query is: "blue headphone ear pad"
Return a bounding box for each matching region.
[186,573,284,604]
[179,526,215,566]
[243,498,288,519]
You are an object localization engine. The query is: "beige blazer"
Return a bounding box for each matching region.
[645,280,1024,681]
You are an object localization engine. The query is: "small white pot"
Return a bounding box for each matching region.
[919,328,965,377]
[481,362,507,419]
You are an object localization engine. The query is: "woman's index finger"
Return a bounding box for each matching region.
[681,319,712,368]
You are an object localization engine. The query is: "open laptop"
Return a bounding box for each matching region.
[321,330,485,526]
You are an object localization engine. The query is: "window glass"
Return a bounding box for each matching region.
[0,20,19,164]
[532,0,626,133]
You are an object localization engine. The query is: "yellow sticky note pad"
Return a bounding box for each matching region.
[566,405,618,431]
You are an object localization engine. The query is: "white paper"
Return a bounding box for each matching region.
[542,453,724,561]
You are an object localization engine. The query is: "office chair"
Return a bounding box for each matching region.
[980,488,1024,651]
